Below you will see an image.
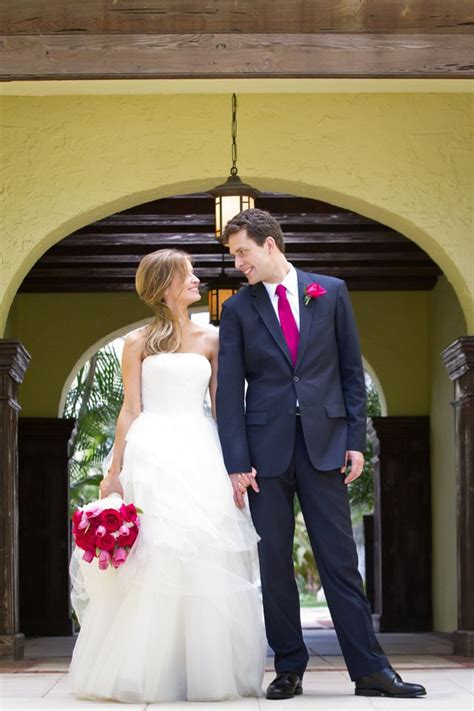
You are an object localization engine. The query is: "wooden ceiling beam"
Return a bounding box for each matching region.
[55,230,409,246]
[19,277,439,293]
[39,251,434,265]
[2,32,473,80]
[25,265,442,280]
[89,212,376,228]
[2,1,472,35]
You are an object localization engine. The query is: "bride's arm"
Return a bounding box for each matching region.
[99,334,143,498]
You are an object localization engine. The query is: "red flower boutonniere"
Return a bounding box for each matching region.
[304,282,327,306]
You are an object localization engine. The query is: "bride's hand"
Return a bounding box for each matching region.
[99,471,124,499]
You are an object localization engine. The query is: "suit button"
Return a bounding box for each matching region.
[288,408,295,415]
[293,376,299,382]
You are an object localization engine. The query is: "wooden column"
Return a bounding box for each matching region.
[18,418,75,637]
[0,340,30,660]
[372,416,432,632]
[441,336,474,656]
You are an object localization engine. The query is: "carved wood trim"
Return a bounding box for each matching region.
[441,336,474,655]
[0,341,31,660]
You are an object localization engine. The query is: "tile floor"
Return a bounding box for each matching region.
[0,632,472,711]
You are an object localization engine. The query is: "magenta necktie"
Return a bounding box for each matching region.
[276,284,300,366]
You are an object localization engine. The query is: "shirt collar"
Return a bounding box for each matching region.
[263,263,298,300]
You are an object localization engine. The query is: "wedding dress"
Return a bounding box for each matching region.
[69,352,267,702]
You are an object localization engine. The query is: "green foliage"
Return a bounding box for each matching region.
[346,381,381,517]
[293,508,321,594]
[64,344,124,512]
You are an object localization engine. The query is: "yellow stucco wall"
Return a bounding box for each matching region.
[430,276,467,632]
[1,91,473,337]
[12,293,150,417]
[352,292,430,416]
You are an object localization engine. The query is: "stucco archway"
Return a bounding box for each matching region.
[2,176,471,336]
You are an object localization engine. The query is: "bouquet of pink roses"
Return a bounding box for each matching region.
[71,495,142,571]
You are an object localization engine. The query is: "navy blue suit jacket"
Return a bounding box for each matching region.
[216,269,367,477]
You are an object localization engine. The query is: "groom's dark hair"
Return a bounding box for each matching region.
[221,208,285,253]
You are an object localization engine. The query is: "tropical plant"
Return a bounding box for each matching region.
[293,508,321,595]
[64,343,124,512]
[347,380,381,516]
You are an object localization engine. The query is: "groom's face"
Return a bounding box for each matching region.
[228,229,275,285]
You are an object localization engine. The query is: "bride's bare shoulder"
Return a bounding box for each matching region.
[123,326,149,357]
[187,322,218,357]
[200,326,219,355]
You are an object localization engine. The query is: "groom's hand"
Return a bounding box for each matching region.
[229,468,259,509]
[341,450,364,484]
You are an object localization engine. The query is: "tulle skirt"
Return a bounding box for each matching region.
[69,411,267,702]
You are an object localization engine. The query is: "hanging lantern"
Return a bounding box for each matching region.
[207,249,240,326]
[209,94,260,239]
[208,284,240,326]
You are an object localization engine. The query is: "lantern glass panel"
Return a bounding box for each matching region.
[220,195,244,236]
[208,287,238,326]
[215,197,222,238]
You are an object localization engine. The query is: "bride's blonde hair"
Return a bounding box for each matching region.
[135,248,192,356]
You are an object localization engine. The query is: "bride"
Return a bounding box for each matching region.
[68,248,267,702]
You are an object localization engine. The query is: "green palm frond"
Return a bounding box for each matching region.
[346,381,380,515]
[65,343,124,509]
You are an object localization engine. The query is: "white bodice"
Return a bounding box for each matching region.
[141,352,212,418]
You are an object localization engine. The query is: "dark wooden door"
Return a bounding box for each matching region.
[18,418,75,636]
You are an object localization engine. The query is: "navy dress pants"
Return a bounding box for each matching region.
[248,418,389,681]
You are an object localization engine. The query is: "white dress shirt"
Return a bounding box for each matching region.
[263,263,300,331]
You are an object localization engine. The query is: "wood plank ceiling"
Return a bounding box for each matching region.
[20,193,442,293]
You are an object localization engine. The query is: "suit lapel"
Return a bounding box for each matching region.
[295,270,316,369]
[251,283,293,367]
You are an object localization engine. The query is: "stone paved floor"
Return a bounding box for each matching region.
[0,632,472,710]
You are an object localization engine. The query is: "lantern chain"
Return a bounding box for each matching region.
[231,93,238,176]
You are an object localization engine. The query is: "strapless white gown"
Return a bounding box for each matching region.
[68,353,267,702]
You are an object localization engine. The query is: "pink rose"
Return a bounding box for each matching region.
[119,503,138,523]
[95,525,107,537]
[100,508,123,532]
[72,510,83,531]
[304,282,327,306]
[118,524,138,548]
[75,531,96,552]
[96,532,116,551]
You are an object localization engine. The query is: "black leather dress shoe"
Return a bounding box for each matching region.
[355,667,427,698]
[266,672,303,700]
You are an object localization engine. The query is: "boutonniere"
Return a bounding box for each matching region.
[304,282,327,306]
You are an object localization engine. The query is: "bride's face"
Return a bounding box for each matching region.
[166,260,201,308]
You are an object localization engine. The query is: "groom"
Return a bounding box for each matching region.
[216,209,426,700]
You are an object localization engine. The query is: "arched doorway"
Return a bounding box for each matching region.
[59,322,387,637]
[8,188,464,649]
